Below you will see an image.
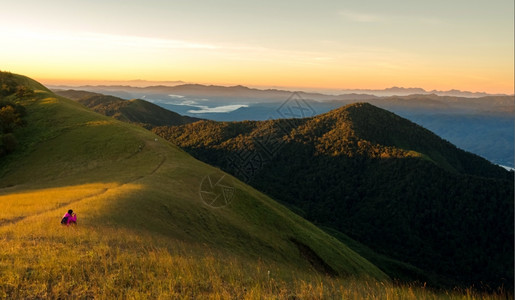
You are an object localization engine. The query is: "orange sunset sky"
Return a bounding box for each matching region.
[0,0,513,94]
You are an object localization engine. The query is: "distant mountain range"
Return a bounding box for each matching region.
[338,86,509,97]
[50,83,376,103]
[48,83,510,98]
[43,79,186,88]
[51,86,515,168]
[153,103,514,289]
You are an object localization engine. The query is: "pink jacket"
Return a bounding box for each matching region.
[62,213,77,225]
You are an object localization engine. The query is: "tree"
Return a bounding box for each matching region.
[0,104,25,133]
[0,133,18,155]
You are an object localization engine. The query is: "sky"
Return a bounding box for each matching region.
[0,0,513,93]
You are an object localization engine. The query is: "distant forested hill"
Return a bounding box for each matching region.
[55,89,201,128]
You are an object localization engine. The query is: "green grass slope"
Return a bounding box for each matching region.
[0,73,392,298]
[54,89,201,128]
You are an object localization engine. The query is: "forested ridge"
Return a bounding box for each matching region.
[154,103,514,289]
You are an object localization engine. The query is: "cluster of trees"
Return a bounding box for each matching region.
[155,103,514,290]
[0,72,30,157]
[1,72,34,99]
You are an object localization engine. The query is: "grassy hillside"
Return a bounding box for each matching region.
[0,73,510,298]
[0,72,396,298]
[54,89,201,128]
[154,103,514,290]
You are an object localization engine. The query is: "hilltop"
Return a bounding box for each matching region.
[54,89,201,128]
[0,72,391,298]
[154,102,514,289]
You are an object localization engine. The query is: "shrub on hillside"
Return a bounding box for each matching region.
[0,72,35,99]
[0,84,29,157]
[0,103,25,133]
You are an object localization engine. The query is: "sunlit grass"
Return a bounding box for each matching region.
[0,162,508,299]
[0,183,116,221]
[1,223,510,299]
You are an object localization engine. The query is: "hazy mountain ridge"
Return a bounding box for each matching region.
[52,86,514,167]
[47,83,510,99]
[339,86,508,97]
